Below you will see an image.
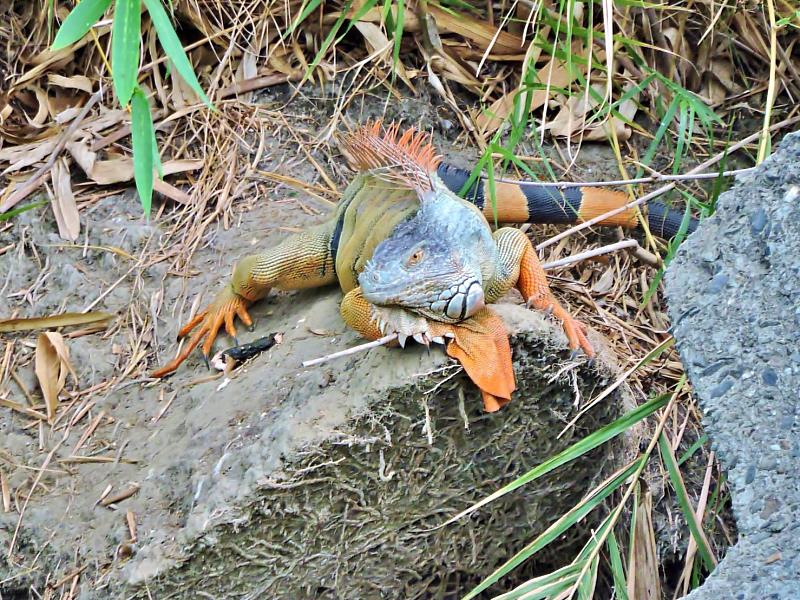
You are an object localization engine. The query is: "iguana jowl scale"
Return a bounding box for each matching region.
[153,122,695,411]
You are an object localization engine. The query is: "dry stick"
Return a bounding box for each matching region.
[302,334,399,368]
[493,166,756,188]
[536,114,800,251]
[0,90,102,213]
[541,239,640,270]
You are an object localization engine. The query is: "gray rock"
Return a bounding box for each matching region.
[665,131,800,599]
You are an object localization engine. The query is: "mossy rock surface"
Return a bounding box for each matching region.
[116,300,632,600]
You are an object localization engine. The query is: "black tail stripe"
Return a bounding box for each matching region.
[646,202,697,238]
[436,163,484,209]
[522,186,584,225]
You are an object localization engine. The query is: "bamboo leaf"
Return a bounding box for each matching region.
[111,0,142,106]
[51,0,113,50]
[131,87,155,215]
[0,312,113,333]
[142,0,212,108]
[606,530,629,600]
[0,201,47,222]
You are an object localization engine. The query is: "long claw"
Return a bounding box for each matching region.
[413,333,430,347]
[151,291,254,378]
[397,333,408,348]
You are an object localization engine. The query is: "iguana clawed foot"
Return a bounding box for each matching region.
[151,287,254,378]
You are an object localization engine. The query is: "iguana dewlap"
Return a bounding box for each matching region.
[152,122,695,412]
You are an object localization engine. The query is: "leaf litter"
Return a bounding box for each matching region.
[1,0,796,596]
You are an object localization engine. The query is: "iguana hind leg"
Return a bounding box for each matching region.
[152,224,337,377]
[490,227,594,358]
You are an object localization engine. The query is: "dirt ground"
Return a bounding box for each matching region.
[0,88,715,597]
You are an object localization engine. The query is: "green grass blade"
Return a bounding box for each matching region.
[577,553,599,600]
[285,0,323,38]
[677,434,709,466]
[494,565,580,600]
[443,394,669,527]
[658,431,716,571]
[636,95,679,177]
[392,0,404,69]
[606,530,629,600]
[51,0,113,50]
[143,0,212,108]
[111,0,141,106]
[462,458,644,599]
[131,87,155,215]
[0,200,48,222]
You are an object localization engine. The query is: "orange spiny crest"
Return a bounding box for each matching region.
[340,120,442,193]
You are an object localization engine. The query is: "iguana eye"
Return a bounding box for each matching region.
[406,249,424,267]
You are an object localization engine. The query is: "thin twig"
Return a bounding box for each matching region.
[302,334,398,367]
[541,240,640,270]
[492,166,756,188]
[0,90,103,213]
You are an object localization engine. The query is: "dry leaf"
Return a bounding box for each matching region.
[355,22,416,91]
[153,178,190,204]
[0,311,112,333]
[591,267,616,294]
[29,85,50,126]
[47,74,93,93]
[548,80,636,142]
[0,139,58,174]
[236,50,259,103]
[34,332,77,423]
[67,140,202,185]
[477,54,573,135]
[51,157,80,241]
[426,4,524,56]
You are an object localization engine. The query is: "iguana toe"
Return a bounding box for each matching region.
[151,288,253,378]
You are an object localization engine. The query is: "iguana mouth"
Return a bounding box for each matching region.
[360,266,485,323]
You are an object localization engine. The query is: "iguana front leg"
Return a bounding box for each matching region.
[488,227,594,358]
[340,287,516,412]
[152,224,337,377]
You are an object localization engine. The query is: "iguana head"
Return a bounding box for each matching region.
[359,189,496,323]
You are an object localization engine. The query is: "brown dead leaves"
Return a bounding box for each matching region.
[34,332,77,423]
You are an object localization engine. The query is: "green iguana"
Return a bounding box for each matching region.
[152,121,696,411]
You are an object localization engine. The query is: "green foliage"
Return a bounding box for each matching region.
[0,200,47,222]
[52,0,212,215]
[51,0,113,50]
[131,87,158,216]
[658,431,717,570]
[111,0,141,106]
[142,0,212,107]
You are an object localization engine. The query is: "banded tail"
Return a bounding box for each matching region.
[436,163,696,239]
